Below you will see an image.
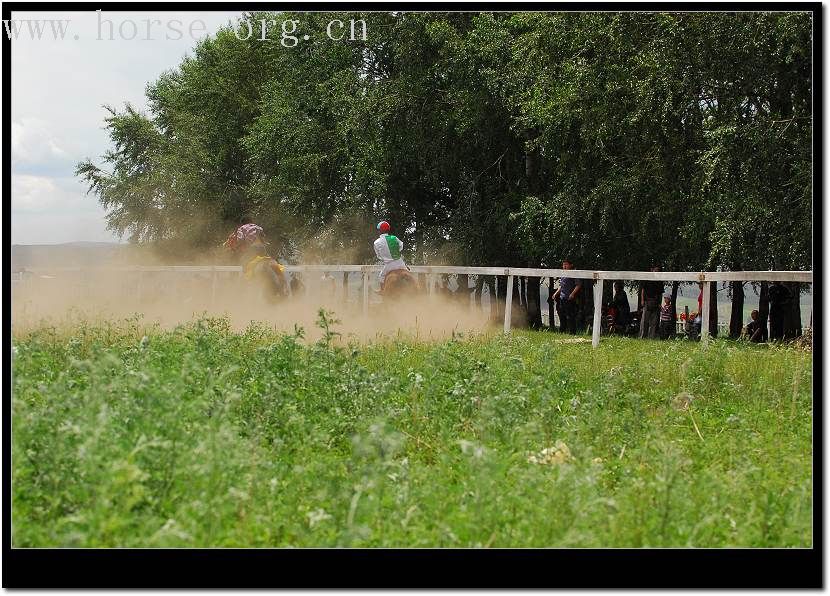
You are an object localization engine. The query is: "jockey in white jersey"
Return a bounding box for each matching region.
[373,220,407,288]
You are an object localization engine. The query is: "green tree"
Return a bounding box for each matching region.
[78,11,812,334]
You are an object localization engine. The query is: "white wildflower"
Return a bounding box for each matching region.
[672,391,694,411]
[307,508,332,528]
[228,487,249,501]
[527,440,572,465]
[58,421,81,436]
[152,518,192,542]
[458,439,486,459]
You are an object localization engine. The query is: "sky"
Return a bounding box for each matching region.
[10,10,242,244]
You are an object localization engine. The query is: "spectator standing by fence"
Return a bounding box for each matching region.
[659,294,674,339]
[611,281,631,333]
[552,258,583,334]
[639,265,663,339]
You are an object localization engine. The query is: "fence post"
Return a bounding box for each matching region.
[137,270,144,305]
[342,271,349,307]
[503,274,514,333]
[362,270,370,317]
[592,277,603,348]
[700,275,710,347]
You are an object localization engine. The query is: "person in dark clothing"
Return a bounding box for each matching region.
[745,309,764,343]
[639,265,664,339]
[552,259,583,334]
[610,281,631,334]
[768,281,793,340]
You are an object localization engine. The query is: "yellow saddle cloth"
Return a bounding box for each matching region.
[244,256,285,279]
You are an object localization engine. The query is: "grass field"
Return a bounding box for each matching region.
[11,312,813,547]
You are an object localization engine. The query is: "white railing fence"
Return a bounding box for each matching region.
[13,264,813,348]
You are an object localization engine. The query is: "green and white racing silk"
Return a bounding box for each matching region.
[385,235,401,259]
[373,233,407,284]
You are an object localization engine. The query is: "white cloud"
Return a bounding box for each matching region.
[12,173,105,214]
[13,174,72,212]
[10,9,242,244]
[11,175,58,212]
[10,173,119,244]
[11,117,70,167]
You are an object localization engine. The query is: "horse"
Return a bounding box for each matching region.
[244,254,288,303]
[380,268,421,299]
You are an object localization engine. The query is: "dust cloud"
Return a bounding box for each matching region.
[11,264,499,343]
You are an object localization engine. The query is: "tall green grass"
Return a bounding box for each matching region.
[12,312,812,547]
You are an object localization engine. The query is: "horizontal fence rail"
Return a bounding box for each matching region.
[13,265,812,348]
[15,264,814,283]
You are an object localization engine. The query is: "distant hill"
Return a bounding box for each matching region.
[11,242,131,270]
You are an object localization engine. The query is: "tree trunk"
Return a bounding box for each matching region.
[413,221,423,265]
[457,274,470,307]
[580,279,593,334]
[493,276,504,323]
[729,281,745,339]
[342,271,349,307]
[758,282,770,342]
[603,280,614,306]
[546,277,557,330]
[511,275,527,328]
[708,281,719,338]
[783,281,802,339]
[518,277,525,309]
[527,276,542,329]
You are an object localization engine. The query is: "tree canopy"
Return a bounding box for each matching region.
[77,11,813,271]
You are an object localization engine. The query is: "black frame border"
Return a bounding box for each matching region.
[2,1,823,588]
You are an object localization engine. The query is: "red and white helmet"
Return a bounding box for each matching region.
[377,221,390,233]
